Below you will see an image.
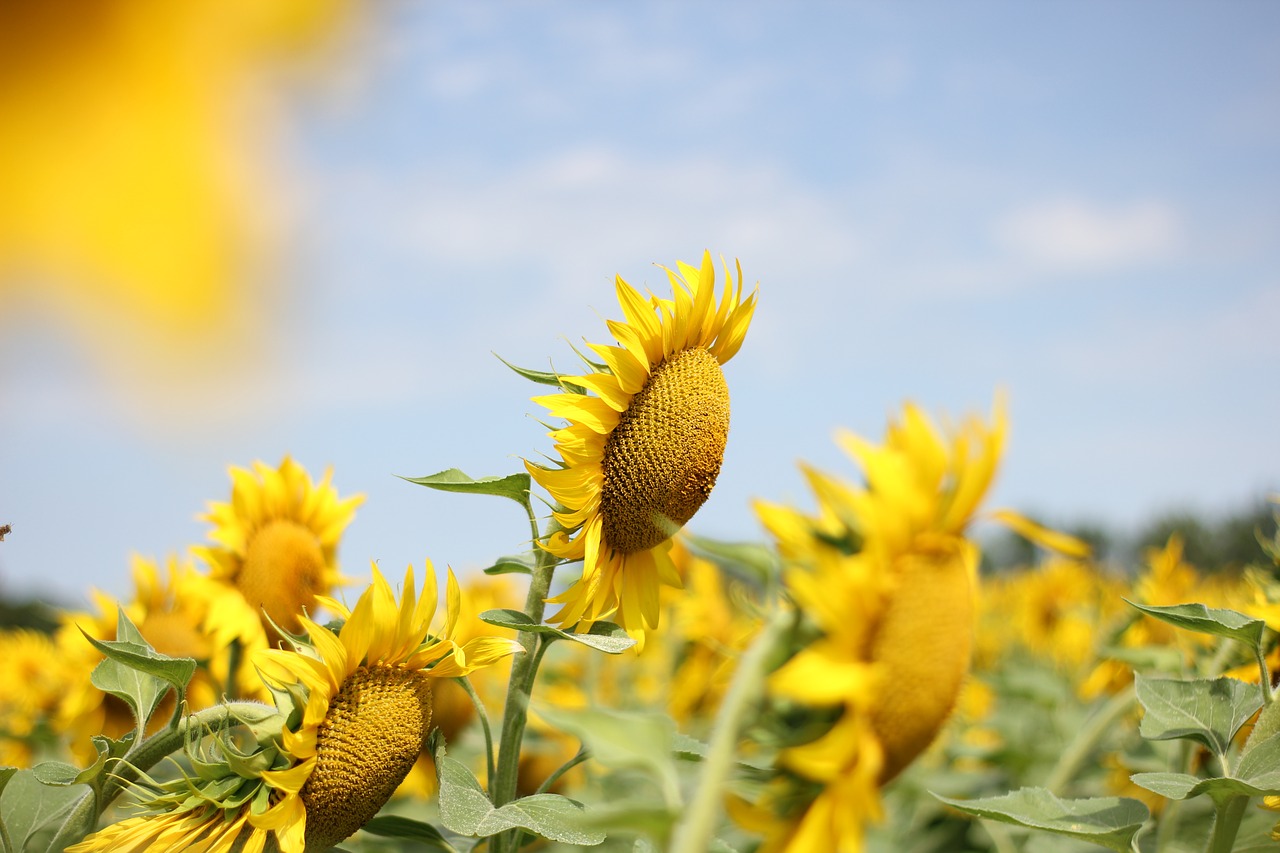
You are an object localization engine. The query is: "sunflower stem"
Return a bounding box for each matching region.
[1043,682,1135,794]
[1205,794,1248,853]
[669,609,790,853]
[457,676,496,791]
[491,511,562,853]
[533,747,589,796]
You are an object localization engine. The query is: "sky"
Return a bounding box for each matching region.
[3,1,1279,606]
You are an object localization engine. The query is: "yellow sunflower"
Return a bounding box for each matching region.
[526,251,758,632]
[68,562,522,853]
[0,628,73,767]
[742,397,1085,853]
[194,456,363,658]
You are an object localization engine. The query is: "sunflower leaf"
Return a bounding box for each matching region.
[1126,600,1266,651]
[0,770,95,853]
[363,815,458,851]
[933,788,1149,853]
[400,469,532,508]
[482,552,537,576]
[1134,674,1263,758]
[1130,733,1280,805]
[535,706,679,802]
[82,609,196,730]
[434,747,604,845]
[477,609,635,654]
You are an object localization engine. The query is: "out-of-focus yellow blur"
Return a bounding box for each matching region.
[0,0,350,389]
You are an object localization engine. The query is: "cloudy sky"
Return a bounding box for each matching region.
[4,1,1279,604]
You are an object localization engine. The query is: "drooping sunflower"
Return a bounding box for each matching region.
[67,562,522,853]
[740,397,1087,853]
[526,251,758,632]
[194,456,363,659]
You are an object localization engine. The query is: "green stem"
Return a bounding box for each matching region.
[1043,683,1135,794]
[457,676,496,790]
[669,610,790,853]
[491,509,561,853]
[99,701,276,813]
[533,747,589,796]
[1206,794,1248,853]
[1254,645,1274,706]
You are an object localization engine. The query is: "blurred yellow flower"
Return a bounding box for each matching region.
[744,396,1080,853]
[0,629,73,767]
[0,0,352,388]
[193,456,363,665]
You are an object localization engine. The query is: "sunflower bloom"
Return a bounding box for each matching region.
[744,397,1080,853]
[68,563,523,853]
[526,251,758,632]
[194,456,363,659]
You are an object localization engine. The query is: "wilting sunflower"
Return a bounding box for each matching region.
[194,456,363,655]
[526,251,758,632]
[68,562,522,853]
[740,397,1086,853]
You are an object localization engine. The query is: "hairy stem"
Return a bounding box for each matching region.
[669,610,790,853]
[1206,794,1248,853]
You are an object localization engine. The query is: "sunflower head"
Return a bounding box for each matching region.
[68,562,522,853]
[742,398,1038,850]
[526,251,758,632]
[195,456,363,641]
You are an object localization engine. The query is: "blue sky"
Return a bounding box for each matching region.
[3,2,1279,604]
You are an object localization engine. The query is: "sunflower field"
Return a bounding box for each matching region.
[1,252,1279,853]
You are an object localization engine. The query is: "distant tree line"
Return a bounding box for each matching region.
[982,496,1279,575]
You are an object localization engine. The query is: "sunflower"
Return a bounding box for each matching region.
[526,251,758,632]
[194,456,363,659]
[742,397,1085,853]
[67,562,523,853]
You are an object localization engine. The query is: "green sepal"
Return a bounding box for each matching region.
[478,609,636,654]
[434,742,604,845]
[1135,674,1262,757]
[482,552,537,576]
[933,787,1149,853]
[1126,600,1267,651]
[400,469,532,509]
[494,354,589,395]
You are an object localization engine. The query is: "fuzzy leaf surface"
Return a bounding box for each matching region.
[435,748,604,845]
[1135,674,1262,757]
[934,788,1148,853]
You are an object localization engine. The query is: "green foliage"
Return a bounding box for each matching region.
[434,742,605,846]
[478,609,636,654]
[400,468,532,509]
[934,788,1149,853]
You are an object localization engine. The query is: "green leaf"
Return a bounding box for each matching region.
[400,468,532,508]
[683,533,779,586]
[81,609,198,693]
[0,770,94,853]
[673,733,708,762]
[434,748,604,845]
[1127,600,1267,651]
[483,552,537,576]
[362,815,458,851]
[1130,733,1280,808]
[478,610,636,654]
[933,788,1149,853]
[1135,674,1262,757]
[494,354,587,395]
[535,706,679,802]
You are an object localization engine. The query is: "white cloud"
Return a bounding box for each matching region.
[994,197,1183,270]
